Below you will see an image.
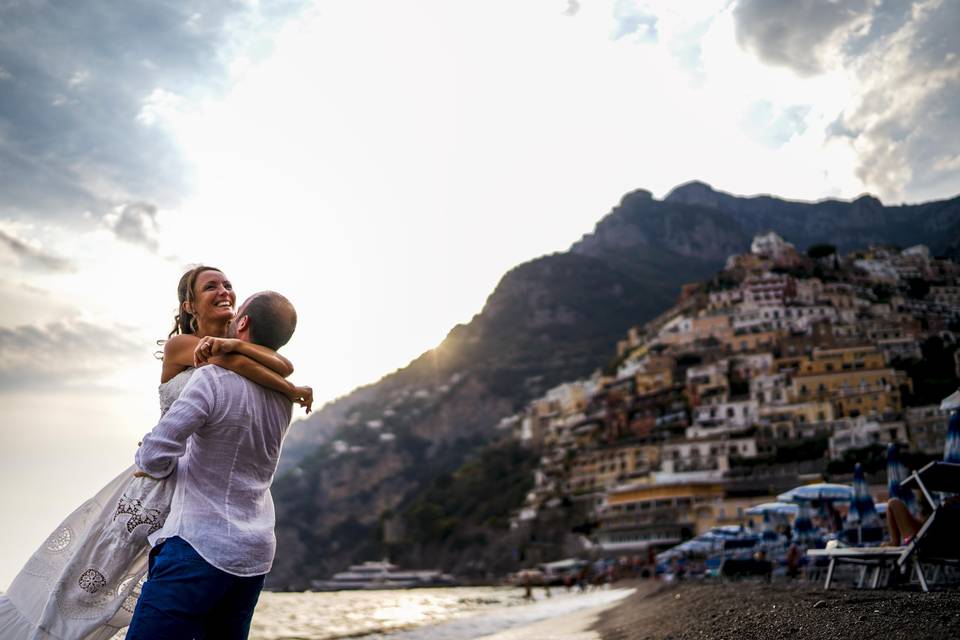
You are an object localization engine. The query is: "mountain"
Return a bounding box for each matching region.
[267,182,960,588]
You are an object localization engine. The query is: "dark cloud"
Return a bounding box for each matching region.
[0,1,308,225]
[0,228,73,271]
[0,318,146,390]
[734,0,960,202]
[104,202,160,251]
[733,0,874,76]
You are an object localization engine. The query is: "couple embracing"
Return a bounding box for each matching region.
[0,265,313,639]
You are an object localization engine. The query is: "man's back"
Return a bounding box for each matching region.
[138,365,293,576]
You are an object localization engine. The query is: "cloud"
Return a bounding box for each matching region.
[733,0,875,76]
[0,1,310,224]
[103,202,160,251]
[0,228,73,271]
[0,318,146,391]
[563,0,581,16]
[733,0,960,202]
[611,1,658,41]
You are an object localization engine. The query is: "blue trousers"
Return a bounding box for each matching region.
[126,537,265,640]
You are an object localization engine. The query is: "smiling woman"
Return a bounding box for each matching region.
[0,265,312,639]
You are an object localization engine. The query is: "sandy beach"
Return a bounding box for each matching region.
[473,587,637,640]
[592,580,960,640]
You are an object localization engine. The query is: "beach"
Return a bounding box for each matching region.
[593,580,960,640]
[248,586,634,640]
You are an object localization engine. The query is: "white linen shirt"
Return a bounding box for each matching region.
[136,364,293,577]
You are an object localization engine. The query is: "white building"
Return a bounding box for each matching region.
[751,232,796,260]
[688,400,759,437]
[828,417,908,459]
[661,434,759,474]
[751,373,788,405]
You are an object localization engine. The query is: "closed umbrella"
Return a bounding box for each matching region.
[846,463,882,544]
[792,500,818,545]
[886,442,918,514]
[944,409,960,464]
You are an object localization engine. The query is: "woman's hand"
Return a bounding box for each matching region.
[289,385,313,413]
[194,337,242,367]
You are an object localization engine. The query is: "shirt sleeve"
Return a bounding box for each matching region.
[136,369,220,478]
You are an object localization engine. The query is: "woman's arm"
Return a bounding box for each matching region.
[162,335,312,412]
[166,335,293,376]
[209,353,313,413]
[210,339,294,376]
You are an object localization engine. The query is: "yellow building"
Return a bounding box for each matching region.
[723,329,779,353]
[566,445,659,495]
[635,366,674,396]
[791,346,908,418]
[593,481,726,551]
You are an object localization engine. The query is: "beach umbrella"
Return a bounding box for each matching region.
[943,409,960,464]
[792,500,818,545]
[886,443,918,514]
[777,483,853,503]
[848,463,881,528]
[745,502,799,517]
[940,388,960,411]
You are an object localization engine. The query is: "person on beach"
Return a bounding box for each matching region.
[126,290,300,639]
[0,266,311,640]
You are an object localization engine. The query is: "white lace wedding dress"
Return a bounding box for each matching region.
[0,369,195,640]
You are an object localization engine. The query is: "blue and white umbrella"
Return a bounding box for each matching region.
[849,463,881,528]
[777,483,853,503]
[940,388,960,411]
[944,409,960,464]
[886,442,917,514]
[792,500,818,544]
[745,502,799,516]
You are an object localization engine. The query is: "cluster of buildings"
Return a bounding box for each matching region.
[505,233,960,556]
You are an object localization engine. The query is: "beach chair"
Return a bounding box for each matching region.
[807,545,904,589]
[808,463,960,591]
[896,461,960,592]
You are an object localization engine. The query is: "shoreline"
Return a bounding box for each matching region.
[472,586,638,640]
[592,579,960,640]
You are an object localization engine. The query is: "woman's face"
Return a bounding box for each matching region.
[189,269,236,327]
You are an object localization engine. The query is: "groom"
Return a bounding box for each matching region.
[126,291,298,640]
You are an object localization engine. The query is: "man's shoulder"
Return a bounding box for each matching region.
[204,366,292,408]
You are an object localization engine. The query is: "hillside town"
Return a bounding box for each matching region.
[504,233,960,560]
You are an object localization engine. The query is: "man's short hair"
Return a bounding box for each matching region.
[240,292,297,350]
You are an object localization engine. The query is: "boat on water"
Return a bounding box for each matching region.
[311,560,458,591]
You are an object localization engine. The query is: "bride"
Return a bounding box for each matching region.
[0,265,312,640]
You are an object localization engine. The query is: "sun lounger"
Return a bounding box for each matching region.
[807,546,904,589]
[806,462,960,591]
[896,462,960,592]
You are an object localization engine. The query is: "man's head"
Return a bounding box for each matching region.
[228,291,297,350]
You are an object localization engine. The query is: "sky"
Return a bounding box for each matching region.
[1,0,958,589]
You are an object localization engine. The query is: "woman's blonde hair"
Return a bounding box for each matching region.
[168,265,223,338]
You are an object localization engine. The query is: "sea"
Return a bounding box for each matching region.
[247,586,632,640]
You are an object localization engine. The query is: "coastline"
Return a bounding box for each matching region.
[473,586,638,640]
[592,580,960,640]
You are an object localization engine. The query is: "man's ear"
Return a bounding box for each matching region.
[236,315,249,332]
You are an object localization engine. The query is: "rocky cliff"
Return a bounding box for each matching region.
[267,182,960,589]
